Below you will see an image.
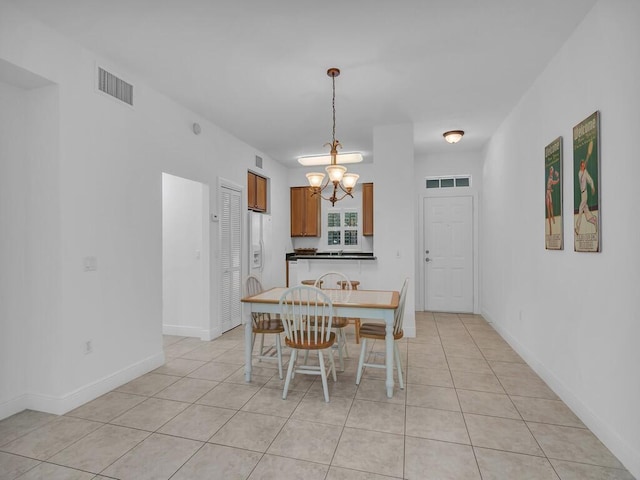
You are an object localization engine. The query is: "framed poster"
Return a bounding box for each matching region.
[573,111,600,252]
[545,136,563,250]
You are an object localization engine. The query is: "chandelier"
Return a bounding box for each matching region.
[305,68,359,206]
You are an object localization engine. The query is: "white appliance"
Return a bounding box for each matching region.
[248,211,273,285]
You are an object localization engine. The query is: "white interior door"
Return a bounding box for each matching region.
[220,184,242,332]
[424,196,473,312]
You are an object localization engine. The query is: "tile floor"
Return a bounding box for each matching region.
[0,312,635,479]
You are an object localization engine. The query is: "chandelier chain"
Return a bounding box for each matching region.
[331,73,336,146]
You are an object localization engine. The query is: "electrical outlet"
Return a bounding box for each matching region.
[84,340,93,355]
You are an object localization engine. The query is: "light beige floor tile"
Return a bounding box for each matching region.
[115,373,180,396]
[1,416,101,460]
[180,344,229,362]
[164,340,203,358]
[248,454,328,480]
[158,404,235,441]
[474,446,559,480]
[346,399,405,435]
[225,369,274,387]
[101,433,202,480]
[48,424,149,473]
[291,393,353,426]
[325,466,403,480]
[405,405,470,444]
[171,443,261,480]
[197,381,260,409]
[355,378,406,405]
[216,348,250,365]
[153,358,207,376]
[0,451,40,480]
[404,436,481,480]
[209,411,286,452]
[163,335,185,347]
[550,459,635,480]
[241,387,303,417]
[451,370,505,394]
[268,419,341,464]
[408,352,448,369]
[457,389,521,419]
[490,360,539,379]
[407,342,445,356]
[480,347,524,363]
[499,376,559,400]
[406,366,453,387]
[446,355,494,374]
[510,396,584,428]
[263,372,314,393]
[443,344,484,358]
[14,462,94,479]
[406,384,460,411]
[465,413,544,456]
[187,361,241,381]
[313,373,359,399]
[332,428,404,478]
[110,397,189,432]
[154,377,218,403]
[528,422,624,469]
[0,410,58,447]
[65,391,146,422]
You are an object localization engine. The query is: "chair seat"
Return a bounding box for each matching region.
[253,318,285,333]
[359,322,404,340]
[285,332,336,350]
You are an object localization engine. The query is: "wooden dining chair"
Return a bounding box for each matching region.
[244,275,284,379]
[338,279,361,343]
[314,271,352,371]
[279,285,337,402]
[355,278,409,389]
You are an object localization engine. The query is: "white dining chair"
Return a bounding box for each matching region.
[356,278,409,389]
[314,271,353,371]
[279,285,337,402]
[244,275,284,379]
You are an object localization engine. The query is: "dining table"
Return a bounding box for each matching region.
[241,286,400,397]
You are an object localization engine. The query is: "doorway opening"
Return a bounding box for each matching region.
[162,173,210,339]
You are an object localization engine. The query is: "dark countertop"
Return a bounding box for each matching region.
[286,252,376,261]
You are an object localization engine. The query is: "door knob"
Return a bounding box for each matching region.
[425,257,431,263]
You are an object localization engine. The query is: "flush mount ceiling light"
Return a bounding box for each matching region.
[298,152,363,166]
[305,68,359,206]
[443,130,465,144]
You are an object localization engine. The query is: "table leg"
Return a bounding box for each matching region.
[245,315,253,382]
[385,312,395,398]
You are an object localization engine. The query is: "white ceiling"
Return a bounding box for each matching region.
[9,0,597,167]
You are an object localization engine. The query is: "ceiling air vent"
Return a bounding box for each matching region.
[98,67,133,106]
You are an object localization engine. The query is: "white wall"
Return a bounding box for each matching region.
[162,173,209,339]
[481,1,640,476]
[0,81,28,411]
[0,1,289,416]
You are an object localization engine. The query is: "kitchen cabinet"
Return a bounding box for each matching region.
[248,171,267,212]
[362,182,374,236]
[290,186,320,237]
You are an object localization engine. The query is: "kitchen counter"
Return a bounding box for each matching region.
[286,252,376,261]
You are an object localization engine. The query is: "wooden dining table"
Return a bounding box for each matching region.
[241,287,400,397]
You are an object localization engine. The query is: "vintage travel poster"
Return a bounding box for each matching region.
[573,111,600,252]
[545,137,563,250]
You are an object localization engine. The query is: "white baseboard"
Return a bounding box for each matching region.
[0,394,30,421]
[404,326,416,338]
[0,351,165,419]
[163,323,222,341]
[484,311,640,479]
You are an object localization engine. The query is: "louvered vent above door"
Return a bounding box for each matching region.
[97,67,133,106]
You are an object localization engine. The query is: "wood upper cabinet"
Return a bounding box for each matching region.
[290,186,320,237]
[248,171,267,212]
[362,182,374,236]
